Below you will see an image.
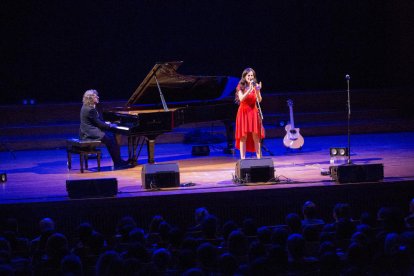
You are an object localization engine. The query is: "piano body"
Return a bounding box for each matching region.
[103,61,239,164]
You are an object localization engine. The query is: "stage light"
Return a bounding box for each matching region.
[330,147,349,157]
[330,147,349,165]
[0,172,7,183]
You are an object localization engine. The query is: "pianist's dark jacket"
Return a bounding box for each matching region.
[80,105,111,140]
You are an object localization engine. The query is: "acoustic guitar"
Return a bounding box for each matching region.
[283,99,304,149]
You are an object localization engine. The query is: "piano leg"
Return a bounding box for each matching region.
[146,138,156,164]
[127,135,146,165]
[127,135,157,164]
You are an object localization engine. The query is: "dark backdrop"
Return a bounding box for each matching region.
[2,0,413,104]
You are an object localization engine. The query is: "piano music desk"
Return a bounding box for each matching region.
[66,139,102,173]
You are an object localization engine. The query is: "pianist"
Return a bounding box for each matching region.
[80,89,130,169]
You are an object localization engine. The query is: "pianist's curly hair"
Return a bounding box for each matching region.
[235,68,257,104]
[82,89,98,107]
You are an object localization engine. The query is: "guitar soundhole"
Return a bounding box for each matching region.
[290,130,297,134]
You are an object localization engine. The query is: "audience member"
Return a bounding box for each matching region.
[301,200,325,226]
[188,207,209,232]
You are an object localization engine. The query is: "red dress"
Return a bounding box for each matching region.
[235,85,265,152]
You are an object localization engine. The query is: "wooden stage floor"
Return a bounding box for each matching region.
[1,132,414,204]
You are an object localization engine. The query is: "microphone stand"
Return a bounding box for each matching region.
[255,86,274,156]
[346,74,352,164]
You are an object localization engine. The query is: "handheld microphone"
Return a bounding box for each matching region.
[345,74,350,80]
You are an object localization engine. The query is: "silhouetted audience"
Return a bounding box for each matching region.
[3,199,414,275]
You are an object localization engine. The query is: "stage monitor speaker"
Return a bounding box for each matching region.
[192,145,210,156]
[66,178,118,199]
[142,163,180,189]
[330,163,384,184]
[235,158,275,183]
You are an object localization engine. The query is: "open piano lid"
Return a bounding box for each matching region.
[126,61,238,107]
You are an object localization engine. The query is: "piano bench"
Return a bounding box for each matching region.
[66,138,102,173]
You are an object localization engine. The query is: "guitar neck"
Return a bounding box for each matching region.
[289,105,295,128]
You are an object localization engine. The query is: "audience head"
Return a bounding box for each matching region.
[197,242,218,270]
[89,231,106,255]
[271,225,289,247]
[158,221,172,241]
[285,213,302,234]
[96,250,123,276]
[194,207,209,225]
[257,226,271,244]
[201,215,218,239]
[287,233,306,260]
[152,248,171,272]
[148,215,164,233]
[302,200,318,219]
[218,253,239,275]
[346,242,369,268]
[228,230,248,257]
[39,217,55,233]
[242,217,257,236]
[128,227,145,245]
[46,233,69,260]
[360,211,376,227]
[384,232,403,256]
[303,224,321,241]
[61,253,83,276]
[116,216,137,240]
[168,226,183,248]
[377,207,405,233]
[248,240,267,261]
[77,221,94,243]
[221,220,238,241]
[333,203,351,221]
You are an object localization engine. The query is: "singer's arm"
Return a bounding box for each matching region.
[237,87,253,102]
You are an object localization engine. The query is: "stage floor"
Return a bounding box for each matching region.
[1,132,414,204]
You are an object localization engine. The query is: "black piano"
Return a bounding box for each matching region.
[103,61,239,164]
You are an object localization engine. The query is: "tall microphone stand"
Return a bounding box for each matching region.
[345,74,352,164]
[255,85,274,156]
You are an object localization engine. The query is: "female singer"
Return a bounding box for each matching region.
[235,68,265,159]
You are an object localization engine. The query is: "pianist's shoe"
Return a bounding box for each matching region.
[114,160,133,170]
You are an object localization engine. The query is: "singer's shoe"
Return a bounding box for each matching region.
[114,160,133,170]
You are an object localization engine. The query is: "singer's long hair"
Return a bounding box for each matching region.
[235,67,257,104]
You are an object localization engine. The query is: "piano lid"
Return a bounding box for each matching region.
[126,61,238,107]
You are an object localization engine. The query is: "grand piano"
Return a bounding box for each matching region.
[103,61,239,164]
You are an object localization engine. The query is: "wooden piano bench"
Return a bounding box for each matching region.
[66,138,102,173]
